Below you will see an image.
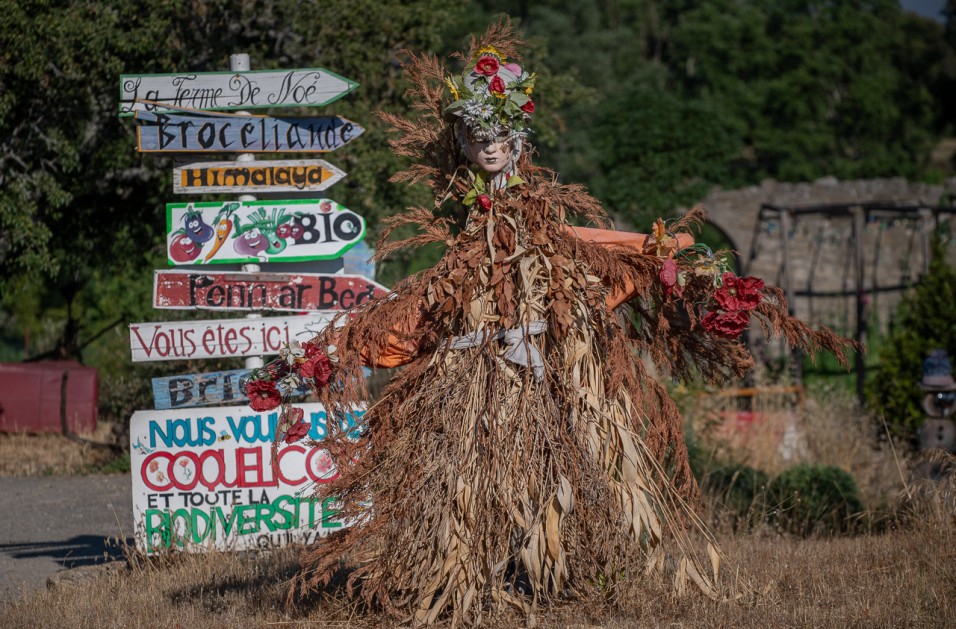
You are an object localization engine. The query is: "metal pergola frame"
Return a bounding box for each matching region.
[748,202,956,401]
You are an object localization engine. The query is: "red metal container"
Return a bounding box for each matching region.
[0,361,98,434]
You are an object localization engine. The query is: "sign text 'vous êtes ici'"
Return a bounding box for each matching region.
[129,313,335,362]
[165,199,365,266]
[130,404,365,552]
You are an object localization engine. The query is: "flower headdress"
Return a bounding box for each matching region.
[445,45,536,143]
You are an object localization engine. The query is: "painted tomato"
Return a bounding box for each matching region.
[234,228,269,256]
[276,223,292,238]
[319,201,333,213]
[290,224,304,240]
[169,234,201,262]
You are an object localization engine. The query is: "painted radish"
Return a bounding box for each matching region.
[183,207,214,244]
[234,228,269,256]
[169,229,202,262]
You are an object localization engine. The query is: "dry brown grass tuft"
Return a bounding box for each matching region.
[0,422,119,477]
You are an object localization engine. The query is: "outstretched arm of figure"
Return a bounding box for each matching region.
[358,225,693,369]
[561,225,694,309]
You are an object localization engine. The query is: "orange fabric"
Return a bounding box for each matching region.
[563,225,694,309]
[361,225,694,368]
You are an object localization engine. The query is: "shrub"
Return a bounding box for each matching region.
[767,464,865,536]
[702,463,770,530]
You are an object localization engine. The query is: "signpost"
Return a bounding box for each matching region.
[135,110,364,153]
[154,270,388,312]
[129,313,336,362]
[130,403,365,552]
[172,159,346,194]
[166,199,365,266]
[119,68,358,116]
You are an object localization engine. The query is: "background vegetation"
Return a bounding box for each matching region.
[1,0,955,430]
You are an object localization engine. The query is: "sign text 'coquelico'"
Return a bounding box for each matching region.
[154,271,389,312]
[130,404,365,552]
[136,110,363,153]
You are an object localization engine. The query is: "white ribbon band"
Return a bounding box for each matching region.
[449,321,547,381]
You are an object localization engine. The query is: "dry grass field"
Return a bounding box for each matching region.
[3,387,955,628]
[2,506,953,628]
[0,422,120,476]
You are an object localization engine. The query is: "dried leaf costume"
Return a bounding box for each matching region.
[248,22,850,626]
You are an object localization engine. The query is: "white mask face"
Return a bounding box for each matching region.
[464,136,513,174]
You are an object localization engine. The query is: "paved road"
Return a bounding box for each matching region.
[0,475,133,603]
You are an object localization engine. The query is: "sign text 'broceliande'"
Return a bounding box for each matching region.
[136,111,363,153]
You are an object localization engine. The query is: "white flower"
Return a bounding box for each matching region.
[279,340,305,365]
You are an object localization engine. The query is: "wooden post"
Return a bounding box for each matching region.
[779,209,802,384]
[231,53,264,371]
[852,206,866,403]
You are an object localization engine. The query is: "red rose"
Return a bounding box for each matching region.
[245,379,281,411]
[521,100,535,114]
[283,420,311,444]
[489,75,506,95]
[701,310,750,338]
[301,341,324,358]
[298,352,333,388]
[715,273,764,311]
[476,194,492,211]
[474,55,500,76]
[659,258,682,297]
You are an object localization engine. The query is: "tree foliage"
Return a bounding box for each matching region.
[868,236,956,441]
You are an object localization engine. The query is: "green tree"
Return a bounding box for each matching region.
[868,236,956,441]
[665,0,940,182]
[0,0,468,361]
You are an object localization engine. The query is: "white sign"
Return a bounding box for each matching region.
[129,313,335,362]
[130,404,364,552]
[119,68,358,116]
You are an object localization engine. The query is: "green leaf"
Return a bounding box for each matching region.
[506,174,525,188]
[462,189,477,206]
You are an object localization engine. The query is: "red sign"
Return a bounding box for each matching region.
[153,271,388,312]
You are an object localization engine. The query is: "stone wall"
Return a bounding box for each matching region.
[701,177,956,334]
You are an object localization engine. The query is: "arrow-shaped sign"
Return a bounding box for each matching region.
[129,313,336,362]
[119,68,358,117]
[154,270,389,312]
[136,109,364,153]
[172,159,347,194]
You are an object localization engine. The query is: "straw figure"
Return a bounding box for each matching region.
[245,20,850,626]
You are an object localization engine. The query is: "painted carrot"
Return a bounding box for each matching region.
[203,203,239,262]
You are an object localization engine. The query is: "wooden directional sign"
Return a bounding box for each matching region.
[129,313,335,362]
[154,270,389,312]
[166,199,365,266]
[135,109,363,153]
[172,159,346,194]
[152,369,253,410]
[151,366,370,410]
[119,68,358,117]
